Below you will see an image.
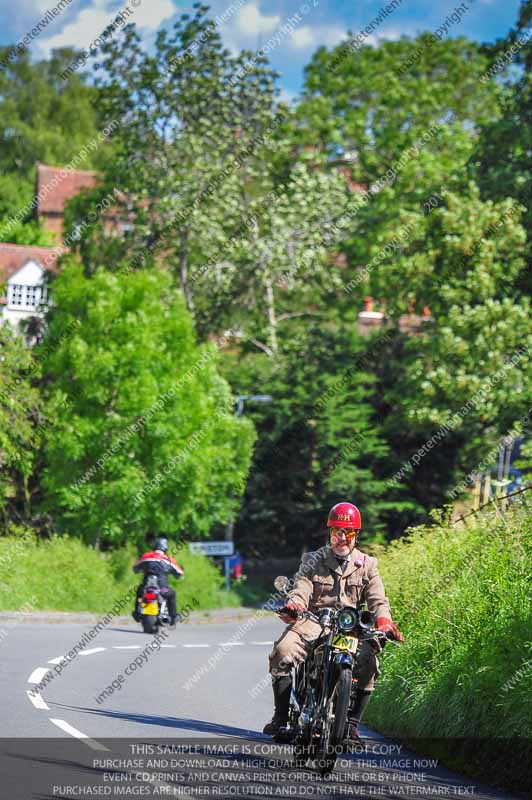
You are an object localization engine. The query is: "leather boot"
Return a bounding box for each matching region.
[345,689,372,744]
[262,676,292,735]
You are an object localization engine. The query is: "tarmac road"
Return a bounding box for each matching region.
[0,612,526,800]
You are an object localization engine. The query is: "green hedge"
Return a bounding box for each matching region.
[367,504,532,791]
[0,531,241,613]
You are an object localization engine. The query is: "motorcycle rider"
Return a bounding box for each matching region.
[132,537,184,626]
[264,502,404,743]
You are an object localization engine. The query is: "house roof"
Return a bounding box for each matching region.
[0,243,67,283]
[36,163,98,215]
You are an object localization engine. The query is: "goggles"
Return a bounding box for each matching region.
[329,527,357,542]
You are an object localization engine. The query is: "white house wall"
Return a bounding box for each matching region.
[1,259,48,327]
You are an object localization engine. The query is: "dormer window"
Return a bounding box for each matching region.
[7,283,45,310]
[10,285,24,306]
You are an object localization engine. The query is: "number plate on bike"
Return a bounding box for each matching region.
[332,634,358,653]
[141,601,158,615]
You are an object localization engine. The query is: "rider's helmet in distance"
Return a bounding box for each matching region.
[154,536,169,553]
[327,502,362,530]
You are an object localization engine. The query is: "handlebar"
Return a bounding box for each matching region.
[277,606,401,643]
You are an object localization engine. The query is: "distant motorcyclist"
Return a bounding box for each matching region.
[132,537,184,626]
[264,502,404,743]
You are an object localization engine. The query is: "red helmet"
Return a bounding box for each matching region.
[327,502,362,530]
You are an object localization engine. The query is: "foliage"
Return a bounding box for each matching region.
[221,320,414,555]
[472,0,532,295]
[380,185,531,474]
[368,503,532,791]
[39,264,255,547]
[67,6,283,312]
[0,532,240,612]
[297,34,501,176]
[191,159,350,353]
[0,217,54,247]
[0,47,101,219]
[0,1,531,551]
[0,324,42,523]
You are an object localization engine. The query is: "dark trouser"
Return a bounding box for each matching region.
[135,584,176,619]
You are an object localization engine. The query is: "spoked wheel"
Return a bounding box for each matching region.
[316,668,352,776]
[330,668,352,745]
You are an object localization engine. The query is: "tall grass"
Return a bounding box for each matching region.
[367,504,532,791]
[0,531,242,613]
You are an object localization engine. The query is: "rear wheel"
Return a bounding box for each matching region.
[142,616,158,634]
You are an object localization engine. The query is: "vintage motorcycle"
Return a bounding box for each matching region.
[273,575,392,775]
[135,575,171,634]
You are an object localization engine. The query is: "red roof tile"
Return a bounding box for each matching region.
[0,243,67,283]
[36,163,98,215]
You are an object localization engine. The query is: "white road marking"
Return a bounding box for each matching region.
[28,667,50,683]
[48,655,66,665]
[27,690,49,710]
[251,641,274,645]
[161,644,176,648]
[113,645,142,649]
[182,644,210,648]
[49,719,109,751]
[79,647,106,656]
[218,642,244,646]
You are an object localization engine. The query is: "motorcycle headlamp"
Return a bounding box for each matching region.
[337,608,359,632]
[359,610,376,630]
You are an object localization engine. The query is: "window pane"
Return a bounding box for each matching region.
[11,285,24,305]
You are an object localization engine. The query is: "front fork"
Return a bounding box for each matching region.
[317,642,354,724]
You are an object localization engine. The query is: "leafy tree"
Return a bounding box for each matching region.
[40,263,255,547]
[0,218,53,246]
[222,320,409,555]
[366,183,530,497]
[297,34,501,178]
[296,34,503,308]
[0,324,42,526]
[473,0,532,294]
[192,158,350,353]
[0,47,101,219]
[362,183,526,319]
[295,29,531,510]
[66,4,285,314]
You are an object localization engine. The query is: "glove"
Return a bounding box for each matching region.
[376,617,405,643]
[279,601,305,624]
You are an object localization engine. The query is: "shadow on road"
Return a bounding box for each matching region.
[49,702,268,739]
[105,627,146,634]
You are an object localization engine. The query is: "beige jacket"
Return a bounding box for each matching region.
[287,545,391,626]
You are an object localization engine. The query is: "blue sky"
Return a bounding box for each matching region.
[0,0,523,100]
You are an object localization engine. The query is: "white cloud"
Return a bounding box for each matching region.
[290,24,346,51]
[279,86,298,106]
[219,1,281,54]
[123,0,176,32]
[375,24,414,41]
[236,2,280,36]
[38,0,175,56]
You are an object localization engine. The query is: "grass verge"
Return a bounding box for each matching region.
[367,503,532,792]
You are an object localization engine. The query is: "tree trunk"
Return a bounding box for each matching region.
[23,473,31,520]
[265,278,278,356]
[179,229,195,316]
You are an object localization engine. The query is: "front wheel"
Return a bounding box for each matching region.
[142,616,158,634]
[316,667,352,776]
[330,668,352,745]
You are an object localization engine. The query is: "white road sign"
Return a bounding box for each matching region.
[188,541,235,556]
